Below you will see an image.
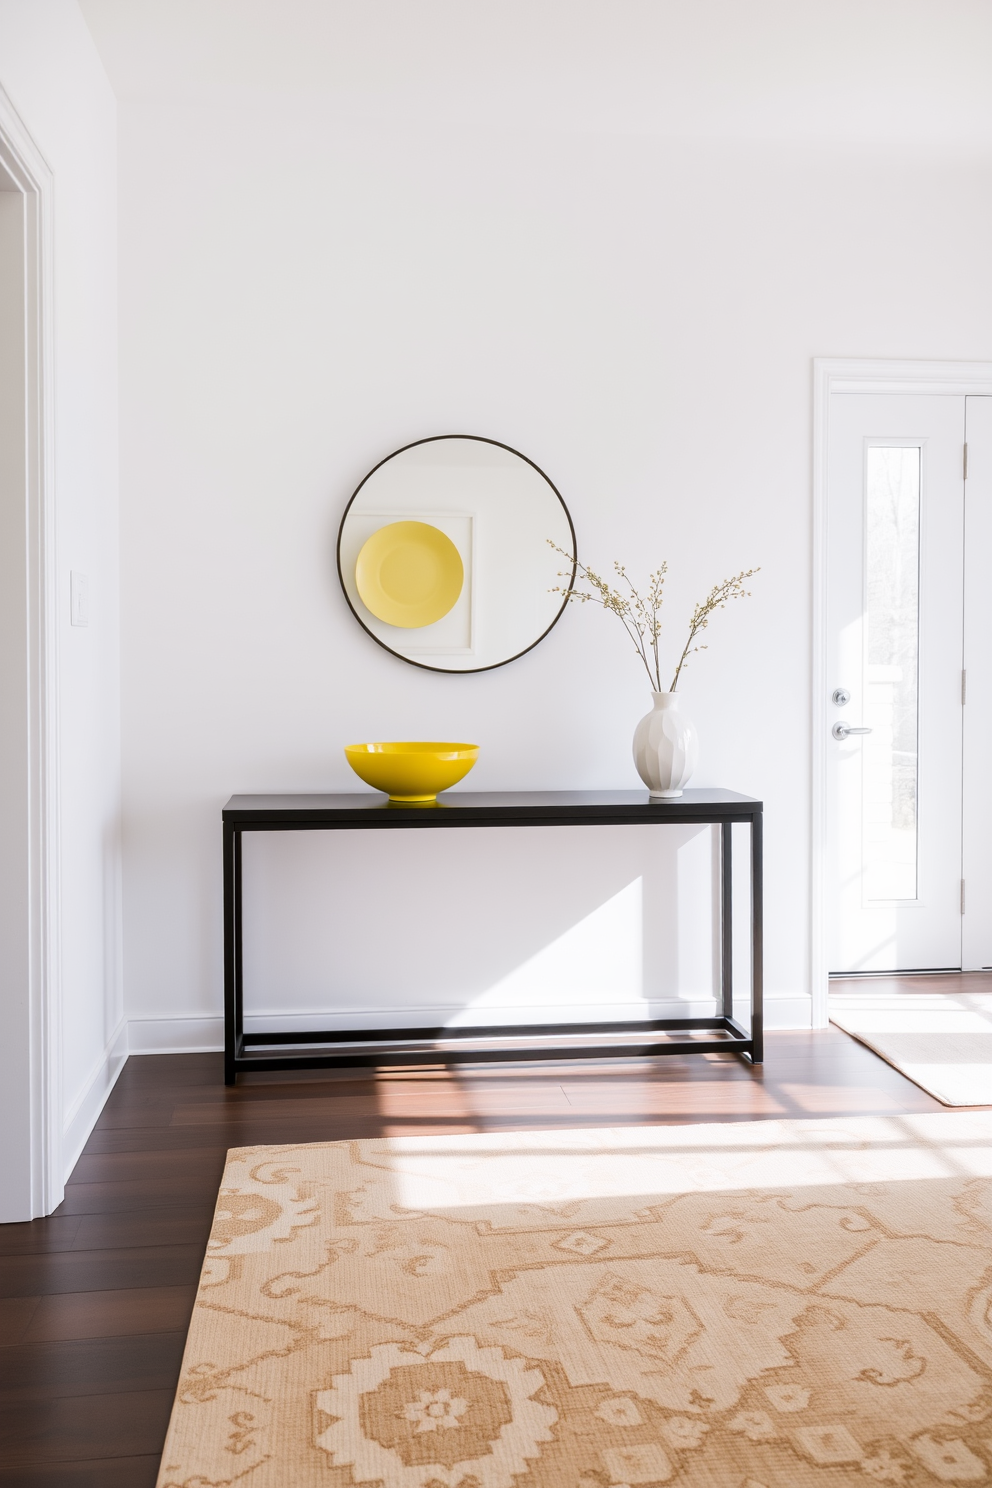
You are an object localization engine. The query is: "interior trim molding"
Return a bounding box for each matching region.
[811,358,992,1030]
[62,1018,127,1181]
[126,997,813,1056]
[0,84,61,1218]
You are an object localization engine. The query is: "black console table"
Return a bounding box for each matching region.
[222,789,762,1084]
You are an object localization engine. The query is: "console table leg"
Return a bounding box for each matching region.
[750,809,764,1063]
[223,821,240,1085]
[721,821,733,1020]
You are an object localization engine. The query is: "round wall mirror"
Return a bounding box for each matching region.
[337,435,576,673]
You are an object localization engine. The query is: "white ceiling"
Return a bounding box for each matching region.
[77,0,992,148]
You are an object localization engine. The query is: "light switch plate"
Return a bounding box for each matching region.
[70,570,89,627]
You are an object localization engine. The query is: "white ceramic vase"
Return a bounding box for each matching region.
[633,691,698,798]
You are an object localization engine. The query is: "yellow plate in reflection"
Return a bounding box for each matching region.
[355,521,464,629]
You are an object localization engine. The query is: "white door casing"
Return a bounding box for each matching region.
[963,396,992,970]
[0,86,61,1221]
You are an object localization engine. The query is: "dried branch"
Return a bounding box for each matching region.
[668,567,759,691]
[550,542,667,690]
[550,541,758,693]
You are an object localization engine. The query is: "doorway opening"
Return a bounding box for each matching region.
[813,361,992,1027]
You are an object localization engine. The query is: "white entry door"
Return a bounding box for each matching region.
[826,394,965,972]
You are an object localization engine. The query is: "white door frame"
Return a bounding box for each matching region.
[812,359,992,1027]
[0,84,62,1218]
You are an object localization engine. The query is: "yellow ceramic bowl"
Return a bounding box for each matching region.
[344,741,480,802]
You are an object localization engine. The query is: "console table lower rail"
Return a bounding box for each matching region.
[228,1014,758,1073]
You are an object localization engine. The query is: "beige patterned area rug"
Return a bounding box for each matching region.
[830,993,992,1106]
[158,1114,992,1488]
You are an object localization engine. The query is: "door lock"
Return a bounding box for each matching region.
[832,688,851,706]
[832,722,873,740]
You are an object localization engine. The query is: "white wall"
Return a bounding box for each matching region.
[78,1,992,1049]
[0,0,122,1184]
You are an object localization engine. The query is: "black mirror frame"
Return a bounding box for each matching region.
[336,434,577,675]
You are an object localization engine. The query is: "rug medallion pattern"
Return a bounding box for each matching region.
[157,1115,992,1486]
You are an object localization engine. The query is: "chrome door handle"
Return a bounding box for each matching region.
[832,723,873,740]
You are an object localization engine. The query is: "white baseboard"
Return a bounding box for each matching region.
[127,1016,226,1054]
[62,1016,128,1180]
[126,995,813,1056]
[763,995,813,1029]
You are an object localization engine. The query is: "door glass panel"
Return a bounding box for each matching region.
[863,445,921,901]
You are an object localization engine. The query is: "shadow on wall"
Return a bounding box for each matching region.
[240,823,751,1030]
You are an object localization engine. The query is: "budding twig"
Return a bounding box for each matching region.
[549,541,758,692]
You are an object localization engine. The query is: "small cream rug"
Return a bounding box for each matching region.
[830,992,992,1106]
[158,1115,992,1488]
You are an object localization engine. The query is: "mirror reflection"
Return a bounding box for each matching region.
[337,435,575,672]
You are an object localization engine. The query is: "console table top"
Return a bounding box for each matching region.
[223,787,762,826]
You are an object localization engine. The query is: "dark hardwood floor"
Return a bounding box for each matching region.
[0,1026,959,1486]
